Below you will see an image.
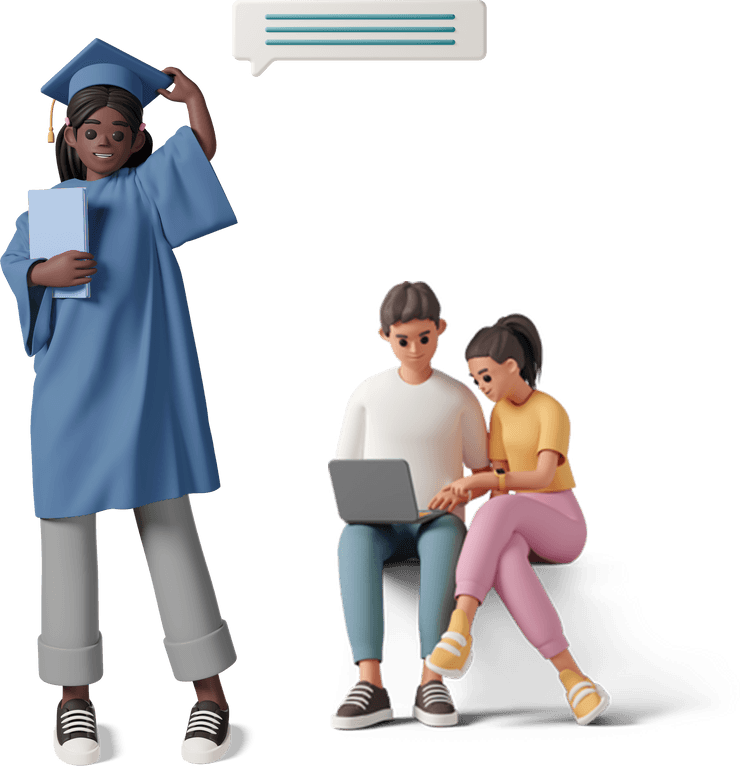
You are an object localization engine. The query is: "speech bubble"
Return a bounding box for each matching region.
[233,0,486,76]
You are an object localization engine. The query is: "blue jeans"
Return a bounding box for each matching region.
[338,513,466,663]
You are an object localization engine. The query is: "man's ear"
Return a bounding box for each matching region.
[63,126,77,149]
[437,319,447,335]
[379,327,390,342]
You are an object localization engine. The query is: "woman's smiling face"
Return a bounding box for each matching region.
[467,356,519,403]
[64,106,145,181]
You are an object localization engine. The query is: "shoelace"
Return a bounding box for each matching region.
[187,709,223,736]
[342,683,374,711]
[60,708,96,736]
[421,683,453,708]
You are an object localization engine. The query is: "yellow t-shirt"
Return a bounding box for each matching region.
[490,390,575,493]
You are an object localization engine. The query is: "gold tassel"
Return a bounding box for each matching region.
[48,99,56,143]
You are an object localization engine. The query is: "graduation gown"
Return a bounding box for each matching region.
[2,127,237,519]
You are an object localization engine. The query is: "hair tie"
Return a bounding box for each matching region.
[139,123,146,132]
[64,117,70,126]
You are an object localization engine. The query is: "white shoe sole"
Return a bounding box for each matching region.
[53,730,100,766]
[181,724,231,764]
[424,649,474,680]
[331,707,394,730]
[574,685,610,726]
[412,705,459,727]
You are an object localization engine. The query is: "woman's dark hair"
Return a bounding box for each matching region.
[465,314,542,388]
[56,85,153,182]
[380,281,441,336]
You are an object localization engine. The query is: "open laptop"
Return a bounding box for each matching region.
[329,459,447,525]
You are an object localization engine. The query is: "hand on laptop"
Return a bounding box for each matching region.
[429,475,487,510]
[428,487,466,511]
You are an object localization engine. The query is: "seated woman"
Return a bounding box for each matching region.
[426,314,609,725]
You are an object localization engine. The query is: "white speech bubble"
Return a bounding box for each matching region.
[233,0,486,76]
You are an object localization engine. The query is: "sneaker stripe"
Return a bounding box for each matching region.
[187,712,223,731]
[441,631,467,647]
[567,680,596,703]
[572,687,598,709]
[436,642,461,657]
[423,691,453,703]
[422,684,452,697]
[60,711,96,733]
[342,684,376,709]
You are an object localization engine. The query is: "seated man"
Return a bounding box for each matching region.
[332,281,489,729]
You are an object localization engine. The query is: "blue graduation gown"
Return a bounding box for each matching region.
[2,127,237,519]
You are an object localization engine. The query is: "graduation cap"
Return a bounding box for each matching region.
[41,39,173,142]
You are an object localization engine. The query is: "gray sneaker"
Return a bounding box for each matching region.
[54,699,100,765]
[412,681,458,727]
[331,682,394,730]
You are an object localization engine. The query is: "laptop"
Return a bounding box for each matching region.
[329,459,447,525]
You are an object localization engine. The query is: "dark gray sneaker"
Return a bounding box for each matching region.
[54,698,100,765]
[412,681,458,727]
[181,701,231,764]
[331,682,394,730]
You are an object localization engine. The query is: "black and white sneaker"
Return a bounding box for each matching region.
[54,699,100,765]
[181,701,231,764]
[412,681,459,727]
[331,681,393,730]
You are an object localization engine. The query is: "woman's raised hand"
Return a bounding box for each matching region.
[157,67,202,104]
[158,67,216,161]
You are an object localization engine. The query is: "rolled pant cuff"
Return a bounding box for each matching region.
[538,636,569,660]
[38,632,104,686]
[454,580,488,605]
[165,620,237,682]
[352,650,383,665]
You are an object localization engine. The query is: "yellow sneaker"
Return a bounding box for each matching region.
[424,609,473,679]
[559,669,610,725]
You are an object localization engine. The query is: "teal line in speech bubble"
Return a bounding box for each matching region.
[265,27,456,33]
[265,14,456,20]
[265,39,457,45]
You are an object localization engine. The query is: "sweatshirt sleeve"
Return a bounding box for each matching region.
[336,384,366,460]
[1,212,53,356]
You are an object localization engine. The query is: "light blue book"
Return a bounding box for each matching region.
[28,188,90,299]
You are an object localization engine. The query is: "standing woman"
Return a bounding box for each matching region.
[2,40,237,764]
[426,314,609,725]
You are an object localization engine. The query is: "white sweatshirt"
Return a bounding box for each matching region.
[336,368,490,521]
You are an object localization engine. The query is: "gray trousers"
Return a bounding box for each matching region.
[38,495,236,686]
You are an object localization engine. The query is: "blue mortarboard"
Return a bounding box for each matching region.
[41,39,173,107]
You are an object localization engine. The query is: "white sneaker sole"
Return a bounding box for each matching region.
[53,730,100,766]
[424,649,474,680]
[331,707,394,730]
[181,724,231,764]
[574,685,610,726]
[412,705,459,727]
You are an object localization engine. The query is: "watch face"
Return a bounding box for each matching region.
[495,468,505,475]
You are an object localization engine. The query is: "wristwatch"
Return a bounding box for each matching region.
[495,468,506,492]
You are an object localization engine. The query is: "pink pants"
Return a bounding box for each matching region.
[455,490,586,659]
